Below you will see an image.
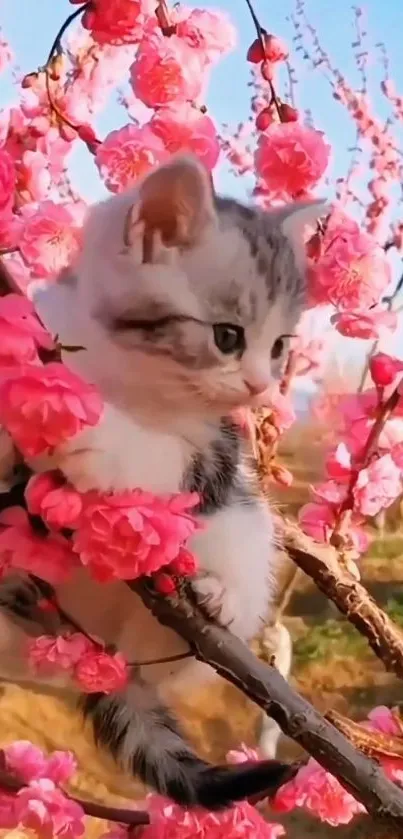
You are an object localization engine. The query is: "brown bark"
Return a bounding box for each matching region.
[132,577,403,830]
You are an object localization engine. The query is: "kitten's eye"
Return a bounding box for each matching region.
[271,337,285,360]
[213,323,245,355]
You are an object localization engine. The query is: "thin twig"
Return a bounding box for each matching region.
[243,0,283,121]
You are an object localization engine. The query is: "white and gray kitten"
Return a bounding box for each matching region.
[0,155,327,808]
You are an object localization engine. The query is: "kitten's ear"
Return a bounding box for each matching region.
[124,155,216,254]
[274,199,331,272]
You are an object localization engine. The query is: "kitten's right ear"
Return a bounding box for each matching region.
[124,155,216,257]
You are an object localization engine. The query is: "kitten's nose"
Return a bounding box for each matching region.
[244,379,269,397]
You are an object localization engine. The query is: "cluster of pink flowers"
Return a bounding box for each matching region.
[307,208,394,341]
[0,741,85,839]
[28,632,129,694]
[300,356,403,555]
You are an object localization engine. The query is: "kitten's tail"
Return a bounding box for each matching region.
[82,688,291,809]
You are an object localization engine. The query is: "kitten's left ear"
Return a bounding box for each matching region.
[274,199,332,272]
[124,154,216,254]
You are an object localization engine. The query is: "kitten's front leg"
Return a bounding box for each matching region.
[189,500,275,644]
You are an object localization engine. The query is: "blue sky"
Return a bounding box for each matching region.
[1,0,403,368]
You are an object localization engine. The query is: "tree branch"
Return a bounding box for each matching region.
[276,516,403,679]
[131,577,403,829]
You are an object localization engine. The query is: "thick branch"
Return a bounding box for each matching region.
[132,578,403,829]
[277,517,403,679]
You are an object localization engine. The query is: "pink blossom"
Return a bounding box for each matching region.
[74,650,128,693]
[247,34,288,64]
[150,105,220,171]
[73,490,200,580]
[0,362,103,457]
[45,752,77,785]
[4,741,77,787]
[5,741,48,783]
[255,123,330,198]
[142,794,285,839]
[15,778,85,839]
[19,202,82,279]
[311,480,348,505]
[28,633,93,673]
[353,454,402,517]
[0,507,79,583]
[309,211,391,309]
[226,744,260,764]
[0,791,18,829]
[96,124,167,193]
[0,148,16,217]
[298,502,369,555]
[175,8,237,61]
[0,294,54,365]
[370,352,403,387]
[365,707,403,785]
[325,442,353,481]
[82,0,156,45]
[299,502,336,543]
[132,33,205,108]
[367,705,400,735]
[331,309,397,339]
[273,758,365,826]
[392,442,403,470]
[26,473,83,529]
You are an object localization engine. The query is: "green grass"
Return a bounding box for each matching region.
[293,618,367,666]
[294,592,403,667]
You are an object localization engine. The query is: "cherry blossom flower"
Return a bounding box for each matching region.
[4,741,48,783]
[0,507,79,583]
[255,123,330,198]
[4,742,77,786]
[298,502,369,555]
[353,454,402,517]
[331,309,397,339]
[72,490,200,580]
[150,105,220,170]
[15,778,85,839]
[96,123,167,193]
[131,33,205,108]
[82,0,156,46]
[26,472,83,529]
[365,706,403,784]
[28,633,94,673]
[0,294,54,365]
[141,794,285,839]
[0,147,16,217]
[370,352,403,387]
[74,650,128,693]
[19,202,83,279]
[309,210,391,309]
[247,34,288,64]
[175,8,237,61]
[325,442,353,482]
[273,758,365,826]
[0,362,103,457]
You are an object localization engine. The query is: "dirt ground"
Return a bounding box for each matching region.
[1,424,402,839]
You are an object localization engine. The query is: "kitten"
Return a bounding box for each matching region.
[0,155,328,808]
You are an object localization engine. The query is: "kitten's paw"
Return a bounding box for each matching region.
[191,572,236,628]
